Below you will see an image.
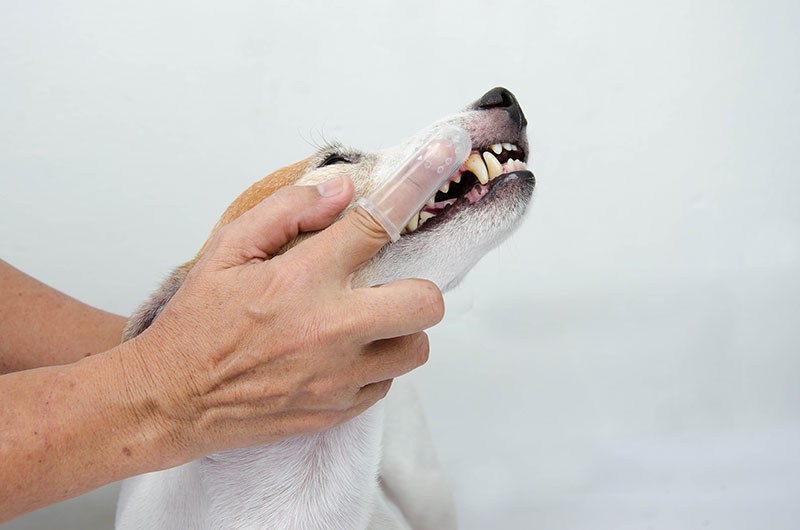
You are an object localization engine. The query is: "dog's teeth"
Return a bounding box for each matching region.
[507,159,524,171]
[406,213,419,233]
[490,144,503,155]
[453,174,461,184]
[503,142,513,151]
[439,181,450,194]
[426,195,436,208]
[466,153,489,185]
[483,151,503,180]
[419,211,435,225]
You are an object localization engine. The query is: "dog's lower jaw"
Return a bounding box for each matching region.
[117,407,388,530]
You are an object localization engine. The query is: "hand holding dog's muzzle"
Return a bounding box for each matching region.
[0,131,467,519]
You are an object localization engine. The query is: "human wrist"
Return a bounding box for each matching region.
[0,339,202,522]
[83,335,200,472]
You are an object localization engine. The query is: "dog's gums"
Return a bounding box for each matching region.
[401,142,529,234]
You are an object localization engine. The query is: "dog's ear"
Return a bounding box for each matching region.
[122,262,193,341]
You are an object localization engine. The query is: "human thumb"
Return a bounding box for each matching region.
[205,175,354,268]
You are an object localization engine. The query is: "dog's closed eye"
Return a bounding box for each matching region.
[319,153,354,167]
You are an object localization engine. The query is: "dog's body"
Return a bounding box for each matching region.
[116,88,534,530]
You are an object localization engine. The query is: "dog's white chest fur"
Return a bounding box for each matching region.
[117,408,386,530]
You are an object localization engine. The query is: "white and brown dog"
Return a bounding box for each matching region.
[115,87,535,530]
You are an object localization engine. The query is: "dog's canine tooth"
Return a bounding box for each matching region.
[466,153,489,185]
[439,181,450,194]
[490,144,503,155]
[419,211,435,225]
[406,212,419,233]
[483,151,503,180]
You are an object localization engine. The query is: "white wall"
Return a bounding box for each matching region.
[2,1,799,528]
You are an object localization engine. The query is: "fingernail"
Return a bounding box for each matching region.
[317,176,344,198]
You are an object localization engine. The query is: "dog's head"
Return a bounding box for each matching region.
[124,87,534,339]
[217,87,534,291]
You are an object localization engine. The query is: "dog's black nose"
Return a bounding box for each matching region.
[475,87,527,131]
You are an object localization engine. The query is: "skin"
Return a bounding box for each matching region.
[0,263,127,374]
[0,176,444,523]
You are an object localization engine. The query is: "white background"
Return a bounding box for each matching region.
[2,1,799,528]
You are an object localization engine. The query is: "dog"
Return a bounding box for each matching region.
[115,87,535,530]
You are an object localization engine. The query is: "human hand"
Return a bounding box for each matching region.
[124,175,444,460]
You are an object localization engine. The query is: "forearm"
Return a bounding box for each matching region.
[0,260,127,374]
[0,339,186,523]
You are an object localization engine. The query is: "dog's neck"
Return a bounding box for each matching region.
[194,406,385,530]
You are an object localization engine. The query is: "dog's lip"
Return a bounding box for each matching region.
[396,133,531,236]
[460,126,530,165]
[403,170,534,235]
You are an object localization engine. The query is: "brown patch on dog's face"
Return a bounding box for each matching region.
[194,157,317,258]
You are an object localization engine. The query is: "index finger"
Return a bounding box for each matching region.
[298,125,472,276]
